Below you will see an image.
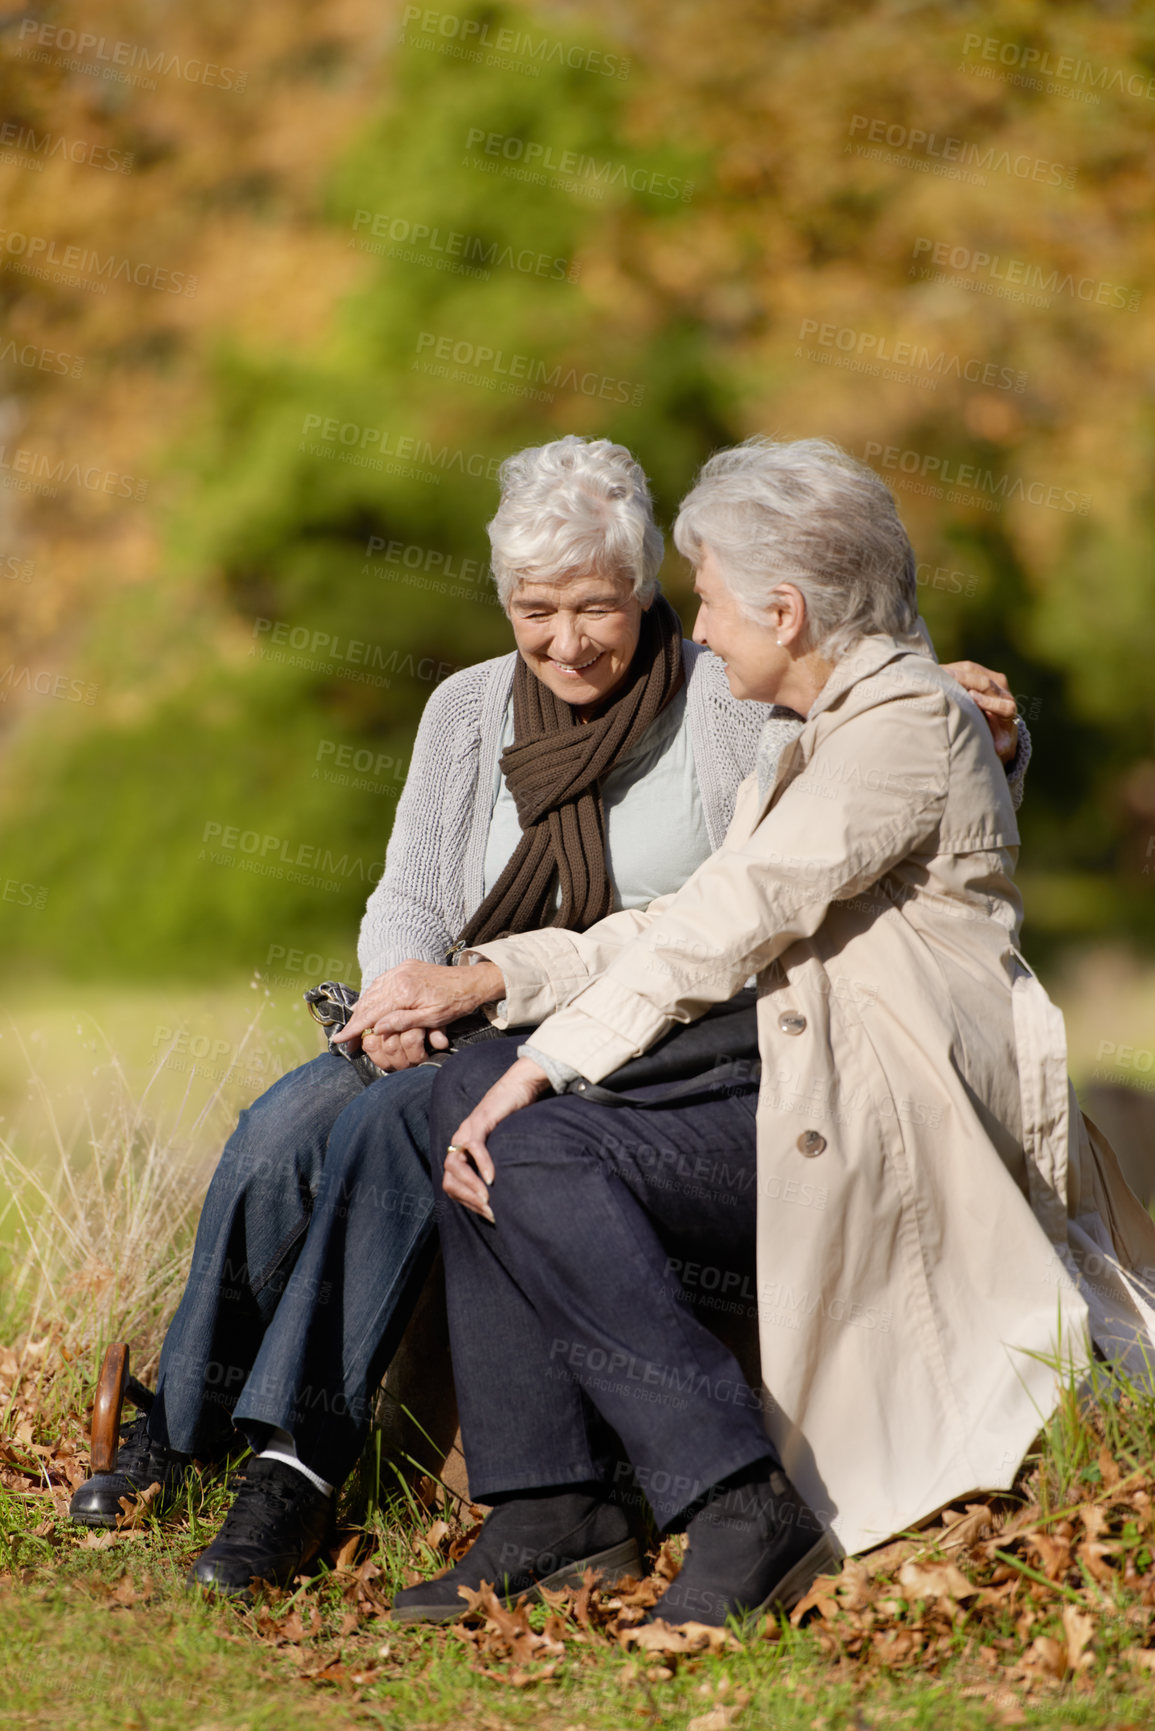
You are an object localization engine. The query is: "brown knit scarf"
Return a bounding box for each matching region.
[456,593,685,947]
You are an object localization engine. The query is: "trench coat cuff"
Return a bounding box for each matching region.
[517,1042,583,1093]
[527,981,673,1084]
[464,933,593,1028]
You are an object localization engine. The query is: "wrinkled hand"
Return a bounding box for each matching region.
[942,660,1019,763]
[442,1057,552,1221]
[331,959,506,1065]
[361,1028,433,1073]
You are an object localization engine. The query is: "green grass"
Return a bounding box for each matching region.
[5,991,1155,1728]
[4,1474,1155,1731]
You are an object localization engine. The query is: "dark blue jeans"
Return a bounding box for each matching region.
[149,1051,440,1486]
[430,1042,777,1530]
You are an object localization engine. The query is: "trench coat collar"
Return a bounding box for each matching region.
[805,631,931,724]
[753,633,928,816]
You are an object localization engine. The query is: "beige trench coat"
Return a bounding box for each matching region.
[473,634,1155,1558]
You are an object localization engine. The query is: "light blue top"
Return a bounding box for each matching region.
[481,685,712,910]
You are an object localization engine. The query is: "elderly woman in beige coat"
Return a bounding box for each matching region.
[379,437,1155,1630]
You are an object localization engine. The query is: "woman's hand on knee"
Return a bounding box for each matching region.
[442,1057,551,1220]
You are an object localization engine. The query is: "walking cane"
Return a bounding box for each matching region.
[89,1342,155,1475]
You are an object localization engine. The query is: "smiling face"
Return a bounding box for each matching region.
[689,547,788,702]
[508,573,648,715]
[690,546,833,716]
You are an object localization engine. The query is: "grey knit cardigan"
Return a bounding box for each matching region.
[356,642,1029,985]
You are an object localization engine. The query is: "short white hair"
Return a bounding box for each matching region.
[487,436,664,608]
[674,437,918,660]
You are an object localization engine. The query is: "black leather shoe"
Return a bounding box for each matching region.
[186,1458,332,1599]
[645,1460,838,1628]
[390,1485,641,1624]
[68,1415,194,1528]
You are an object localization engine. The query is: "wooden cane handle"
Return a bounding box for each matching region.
[91,1343,129,1475]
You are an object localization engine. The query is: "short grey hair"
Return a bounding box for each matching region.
[674,437,918,660]
[488,435,664,608]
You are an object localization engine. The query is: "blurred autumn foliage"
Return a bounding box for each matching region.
[0,0,1153,976]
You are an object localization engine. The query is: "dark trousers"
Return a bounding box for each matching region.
[150,1052,442,1486]
[429,1041,777,1530]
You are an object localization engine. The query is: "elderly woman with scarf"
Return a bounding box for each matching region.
[383,436,1154,1631]
[69,434,1024,1598]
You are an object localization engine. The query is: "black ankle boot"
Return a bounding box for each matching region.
[186,1458,332,1599]
[390,1484,641,1624]
[68,1415,194,1528]
[646,1459,837,1628]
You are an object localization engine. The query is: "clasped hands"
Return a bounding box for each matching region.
[331,957,507,1070]
[330,957,548,1221]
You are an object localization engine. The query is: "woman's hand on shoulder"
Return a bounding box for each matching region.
[942,659,1018,763]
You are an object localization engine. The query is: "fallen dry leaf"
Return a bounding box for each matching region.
[1022,1634,1067,1681]
[940,1504,994,1551]
[620,1620,740,1656]
[897,1558,978,1603]
[330,1532,361,1571]
[1061,1603,1095,1672]
[686,1707,742,1731]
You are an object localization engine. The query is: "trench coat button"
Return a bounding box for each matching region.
[778,1011,807,1035]
[797,1130,826,1157]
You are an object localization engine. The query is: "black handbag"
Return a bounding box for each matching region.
[305,980,761,1106]
[565,986,761,1109]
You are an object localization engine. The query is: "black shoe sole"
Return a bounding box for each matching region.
[747,1531,840,1620]
[67,1479,179,1528]
[644,1531,841,1632]
[69,1509,123,1529]
[185,1535,329,1602]
[389,1536,643,1625]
